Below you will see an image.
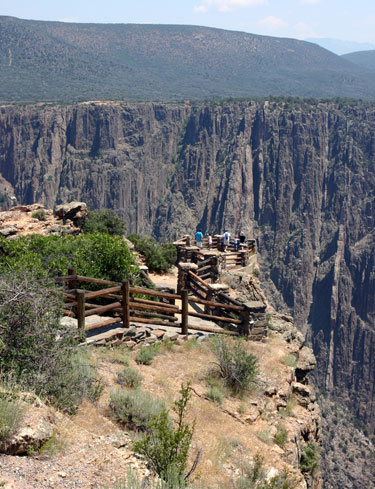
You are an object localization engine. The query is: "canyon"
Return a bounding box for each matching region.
[0,99,374,485]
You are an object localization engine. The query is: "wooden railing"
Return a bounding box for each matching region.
[56,269,250,337]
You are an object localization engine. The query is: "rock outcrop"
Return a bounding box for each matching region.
[0,100,373,484]
[0,202,86,238]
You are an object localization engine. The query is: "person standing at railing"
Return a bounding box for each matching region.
[207,233,213,249]
[223,230,230,252]
[195,229,203,248]
[234,235,239,250]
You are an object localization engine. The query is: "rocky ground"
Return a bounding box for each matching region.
[0,202,87,238]
[0,280,321,489]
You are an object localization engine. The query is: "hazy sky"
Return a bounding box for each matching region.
[2,0,375,43]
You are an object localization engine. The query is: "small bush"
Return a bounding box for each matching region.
[32,209,47,221]
[232,454,298,489]
[274,425,288,448]
[206,386,224,405]
[83,209,126,236]
[134,383,198,482]
[136,345,160,365]
[117,368,143,389]
[0,397,25,444]
[0,273,102,413]
[211,337,258,395]
[300,441,320,477]
[256,429,272,445]
[127,234,177,273]
[110,389,165,431]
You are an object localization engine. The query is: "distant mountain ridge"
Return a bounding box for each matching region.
[342,50,375,73]
[1,16,375,102]
[306,37,375,55]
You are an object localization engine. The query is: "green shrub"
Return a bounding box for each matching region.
[211,337,258,395]
[32,209,47,221]
[136,345,160,366]
[117,368,143,389]
[0,397,25,444]
[0,272,102,413]
[127,234,177,273]
[232,454,297,489]
[274,425,288,448]
[134,383,198,482]
[83,209,126,236]
[300,441,320,477]
[206,386,224,405]
[110,389,165,431]
[0,233,139,282]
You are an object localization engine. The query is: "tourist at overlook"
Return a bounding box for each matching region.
[207,233,213,249]
[223,230,230,252]
[195,229,203,248]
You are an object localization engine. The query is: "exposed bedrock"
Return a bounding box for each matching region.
[0,100,374,433]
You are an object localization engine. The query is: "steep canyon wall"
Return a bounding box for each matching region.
[0,100,374,433]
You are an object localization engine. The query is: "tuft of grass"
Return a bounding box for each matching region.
[279,397,296,418]
[38,429,67,457]
[97,346,130,366]
[110,389,165,431]
[0,396,25,445]
[274,424,288,448]
[283,354,297,368]
[135,344,160,365]
[117,367,143,389]
[206,386,224,405]
[256,429,272,445]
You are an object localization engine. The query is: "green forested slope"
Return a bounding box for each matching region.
[1,16,375,102]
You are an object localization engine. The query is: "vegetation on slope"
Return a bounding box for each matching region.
[0,233,139,282]
[1,16,375,102]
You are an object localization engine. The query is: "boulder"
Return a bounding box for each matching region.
[55,202,87,228]
[0,226,18,237]
[0,401,54,455]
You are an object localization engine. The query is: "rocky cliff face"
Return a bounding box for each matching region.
[0,100,374,445]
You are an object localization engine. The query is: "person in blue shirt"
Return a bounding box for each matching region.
[195,230,203,248]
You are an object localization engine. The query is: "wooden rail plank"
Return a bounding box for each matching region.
[76,275,120,286]
[130,310,179,322]
[85,317,122,332]
[85,301,121,317]
[129,316,178,327]
[130,302,179,314]
[188,270,210,290]
[62,309,75,317]
[85,286,122,300]
[130,286,180,300]
[188,311,242,324]
[183,324,237,335]
[197,263,212,273]
[188,297,244,311]
[188,286,207,301]
[54,274,77,283]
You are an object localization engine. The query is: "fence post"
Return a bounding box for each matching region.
[122,280,130,328]
[239,307,250,337]
[181,289,189,335]
[68,267,76,290]
[240,251,248,267]
[76,290,86,331]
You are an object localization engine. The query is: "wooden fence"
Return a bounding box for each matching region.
[56,268,254,337]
